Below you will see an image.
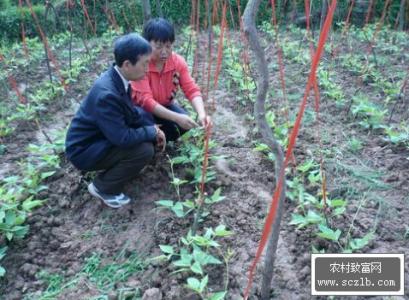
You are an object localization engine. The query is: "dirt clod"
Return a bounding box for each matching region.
[141,287,162,300]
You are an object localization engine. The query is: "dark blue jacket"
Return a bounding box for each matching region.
[65,66,156,171]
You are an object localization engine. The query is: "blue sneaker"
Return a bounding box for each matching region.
[88,183,130,208]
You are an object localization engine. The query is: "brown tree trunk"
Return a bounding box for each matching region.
[353,0,369,27]
[398,0,406,30]
[243,0,286,299]
[155,0,163,17]
[320,0,328,32]
[141,0,151,24]
[281,0,290,26]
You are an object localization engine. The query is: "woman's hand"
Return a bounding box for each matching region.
[175,114,199,130]
[198,114,212,129]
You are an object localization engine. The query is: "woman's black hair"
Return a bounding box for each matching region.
[114,33,152,67]
[143,18,175,43]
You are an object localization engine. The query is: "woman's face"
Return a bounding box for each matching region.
[150,40,173,63]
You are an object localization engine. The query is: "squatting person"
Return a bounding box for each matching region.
[65,33,166,208]
[131,17,212,142]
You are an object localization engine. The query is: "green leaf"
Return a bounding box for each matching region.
[180,247,190,257]
[308,170,321,184]
[192,236,209,246]
[192,247,221,265]
[190,261,203,275]
[6,232,13,241]
[254,143,270,152]
[0,247,7,260]
[32,185,48,193]
[156,200,174,207]
[14,211,26,225]
[209,291,227,300]
[349,232,375,250]
[311,245,325,254]
[5,211,16,226]
[2,176,20,185]
[0,145,6,156]
[40,171,55,180]
[208,240,220,247]
[22,198,44,211]
[304,192,318,204]
[0,210,5,223]
[183,200,195,209]
[187,277,201,292]
[306,210,324,224]
[0,266,5,277]
[212,187,221,200]
[171,178,188,186]
[174,250,192,267]
[204,228,214,240]
[12,226,29,239]
[330,199,346,208]
[289,213,307,228]
[214,225,233,237]
[204,253,222,265]
[173,259,192,267]
[159,245,174,255]
[172,156,189,164]
[214,224,226,233]
[333,207,346,216]
[171,202,185,218]
[1,203,18,211]
[205,188,225,204]
[200,275,208,292]
[297,159,317,173]
[317,224,341,241]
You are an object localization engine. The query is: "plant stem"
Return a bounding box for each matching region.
[345,191,368,246]
[167,154,182,202]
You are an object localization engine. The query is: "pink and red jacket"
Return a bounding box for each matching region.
[131,53,202,112]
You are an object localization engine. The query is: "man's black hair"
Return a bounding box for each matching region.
[114,33,152,67]
[143,18,175,43]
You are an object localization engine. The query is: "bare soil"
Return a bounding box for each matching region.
[0,30,408,300]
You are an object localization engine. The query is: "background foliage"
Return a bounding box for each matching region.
[0,0,407,44]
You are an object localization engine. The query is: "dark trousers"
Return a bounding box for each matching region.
[136,103,188,142]
[89,142,154,194]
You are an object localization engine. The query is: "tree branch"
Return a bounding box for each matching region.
[243,0,286,299]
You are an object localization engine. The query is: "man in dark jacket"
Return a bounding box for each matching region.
[65,33,166,208]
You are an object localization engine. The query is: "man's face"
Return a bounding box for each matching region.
[150,40,172,62]
[123,54,151,81]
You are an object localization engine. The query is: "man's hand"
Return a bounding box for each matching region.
[175,114,199,130]
[155,125,166,152]
[198,114,212,129]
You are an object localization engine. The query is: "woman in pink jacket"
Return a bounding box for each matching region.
[131,18,211,142]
